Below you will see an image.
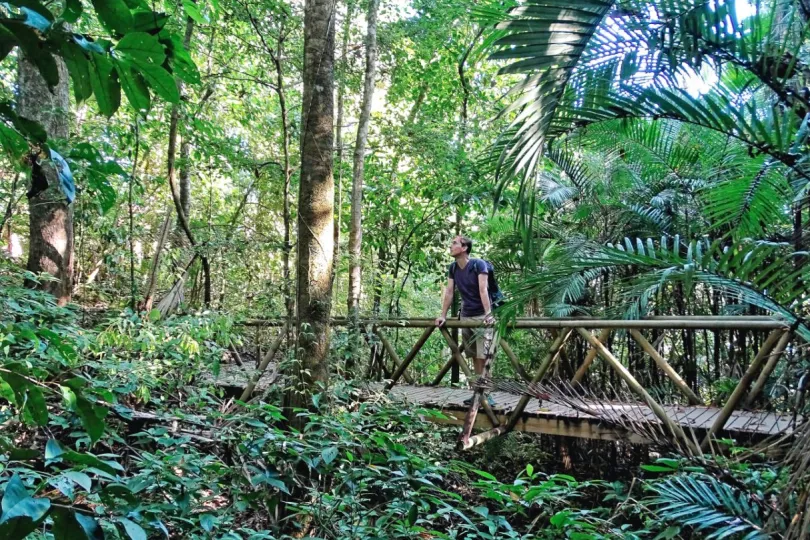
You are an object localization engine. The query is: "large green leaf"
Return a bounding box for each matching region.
[116,63,151,113]
[53,508,104,540]
[93,0,133,34]
[132,10,170,33]
[91,0,134,35]
[114,31,166,65]
[165,33,200,85]
[89,53,121,117]
[0,124,28,159]
[0,24,17,62]
[61,41,93,103]
[0,475,51,539]
[62,0,84,23]
[137,63,179,103]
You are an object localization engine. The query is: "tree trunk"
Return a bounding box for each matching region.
[271,17,295,329]
[165,17,212,307]
[289,0,336,428]
[331,0,354,301]
[18,55,72,305]
[346,0,380,369]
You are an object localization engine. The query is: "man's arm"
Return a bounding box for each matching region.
[435,279,455,326]
[478,273,493,323]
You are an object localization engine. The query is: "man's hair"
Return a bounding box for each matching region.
[459,235,473,255]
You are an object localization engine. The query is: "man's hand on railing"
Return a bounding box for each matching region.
[484,312,495,326]
[435,316,446,327]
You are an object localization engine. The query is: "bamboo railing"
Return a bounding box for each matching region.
[239,316,797,449]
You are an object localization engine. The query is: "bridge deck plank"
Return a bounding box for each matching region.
[368,384,798,439]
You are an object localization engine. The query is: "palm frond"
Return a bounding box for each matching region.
[648,474,768,539]
[503,236,810,340]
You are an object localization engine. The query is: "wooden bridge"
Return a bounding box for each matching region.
[236,316,803,450]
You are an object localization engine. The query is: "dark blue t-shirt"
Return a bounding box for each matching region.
[448,258,489,316]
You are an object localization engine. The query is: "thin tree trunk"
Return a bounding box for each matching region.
[331,0,354,302]
[129,121,141,309]
[289,0,336,429]
[19,54,72,305]
[346,0,380,369]
[166,17,212,307]
[272,18,295,329]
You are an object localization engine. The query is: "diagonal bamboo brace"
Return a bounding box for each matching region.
[499,338,531,382]
[745,330,791,407]
[375,328,414,384]
[576,327,699,455]
[239,323,287,402]
[702,329,787,449]
[572,328,611,383]
[629,329,702,405]
[502,328,572,435]
[385,326,434,389]
[439,327,500,428]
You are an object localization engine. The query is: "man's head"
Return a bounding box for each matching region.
[450,235,472,258]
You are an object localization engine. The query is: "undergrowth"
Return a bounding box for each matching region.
[0,262,796,539]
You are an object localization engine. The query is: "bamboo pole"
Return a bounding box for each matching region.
[463,331,573,449]
[575,328,699,454]
[375,328,414,384]
[385,326,434,389]
[499,338,531,382]
[701,329,787,450]
[438,327,500,428]
[501,329,573,435]
[458,324,500,446]
[241,317,788,330]
[572,328,611,383]
[629,329,702,405]
[238,324,286,402]
[745,330,791,407]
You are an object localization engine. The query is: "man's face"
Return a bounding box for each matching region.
[450,237,466,257]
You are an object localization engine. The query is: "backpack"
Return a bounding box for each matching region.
[450,259,505,311]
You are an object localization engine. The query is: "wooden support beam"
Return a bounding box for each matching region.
[629,329,702,405]
[438,327,500,428]
[702,329,787,449]
[499,338,531,382]
[385,326,434,389]
[575,327,699,454]
[572,328,611,383]
[238,324,286,402]
[375,328,414,384]
[745,330,791,407]
[501,329,572,436]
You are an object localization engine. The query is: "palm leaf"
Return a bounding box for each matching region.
[648,474,768,539]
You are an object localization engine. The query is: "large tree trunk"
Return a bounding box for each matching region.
[346,0,380,369]
[290,0,336,428]
[18,55,72,305]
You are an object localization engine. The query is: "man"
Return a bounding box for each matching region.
[435,235,497,396]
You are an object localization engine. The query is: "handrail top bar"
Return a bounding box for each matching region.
[240,316,788,330]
